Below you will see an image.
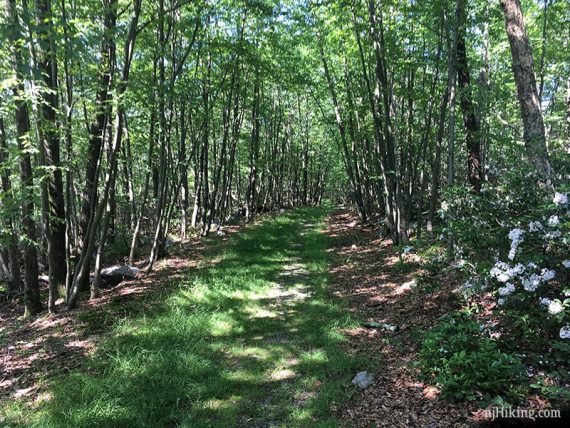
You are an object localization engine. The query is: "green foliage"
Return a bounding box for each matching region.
[418,312,526,403]
[440,171,547,262]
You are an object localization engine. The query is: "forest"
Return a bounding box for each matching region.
[0,0,569,426]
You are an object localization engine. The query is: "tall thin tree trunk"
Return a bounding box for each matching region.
[68,0,141,308]
[0,117,23,292]
[317,29,367,222]
[537,0,550,102]
[77,0,116,292]
[61,0,76,300]
[36,0,67,312]
[246,69,261,222]
[500,0,556,188]
[446,0,462,255]
[5,0,42,316]
[148,0,169,269]
[367,0,403,242]
[456,29,482,192]
[201,33,212,236]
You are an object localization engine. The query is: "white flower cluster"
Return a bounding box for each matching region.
[548,215,560,227]
[498,283,515,296]
[521,269,555,292]
[548,300,564,315]
[438,201,450,219]
[540,269,556,282]
[490,262,556,295]
[490,261,526,283]
[484,191,569,333]
[544,229,562,239]
[527,195,568,241]
[528,221,542,232]
[521,274,541,292]
[553,192,568,206]
[507,228,524,260]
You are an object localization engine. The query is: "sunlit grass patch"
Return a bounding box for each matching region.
[1,207,367,428]
[301,349,329,365]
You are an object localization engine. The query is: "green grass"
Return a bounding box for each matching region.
[2,208,366,427]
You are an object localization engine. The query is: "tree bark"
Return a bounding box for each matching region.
[499,0,555,188]
[317,29,367,222]
[0,116,23,292]
[35,0,67,312]
[246,69,261,222]
[68,0,141,308]
[456,29,482,192]
[367,0,404,242]
[5,0,42,316]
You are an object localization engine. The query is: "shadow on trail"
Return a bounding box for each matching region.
[19,208,363,428]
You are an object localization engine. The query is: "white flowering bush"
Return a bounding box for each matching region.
[434,177,570,401]
[412,157,570,402]
[488,191,569,339]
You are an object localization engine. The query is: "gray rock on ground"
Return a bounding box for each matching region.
[362,322,399,332]
[96,265,141,288]
[100,265,140,279]
[352,371,375,389]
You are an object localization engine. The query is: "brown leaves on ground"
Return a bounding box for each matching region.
[325,209,480,428]
[0,226,240,407]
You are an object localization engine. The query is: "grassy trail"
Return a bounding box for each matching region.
[14,208,362,427]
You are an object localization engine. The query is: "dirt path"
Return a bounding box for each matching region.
[325,209,479,428]
[237,225,315,427]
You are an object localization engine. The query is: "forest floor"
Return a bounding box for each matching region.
[2,207,562,427]
[326,209,477,427]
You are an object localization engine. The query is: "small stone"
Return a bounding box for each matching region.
[351,244,357,250]
[362,322,398,332]
[352,371,374,389]
[400,279,417,290]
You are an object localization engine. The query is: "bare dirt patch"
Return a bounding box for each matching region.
[325,209,480,428]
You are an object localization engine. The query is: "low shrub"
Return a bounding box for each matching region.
[418,312,526,403]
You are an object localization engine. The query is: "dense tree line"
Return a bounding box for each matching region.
[311,0,567,244]
[0,0,568,316]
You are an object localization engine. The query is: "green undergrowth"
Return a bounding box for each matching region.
[2,208,365,428]
[417,311,527,404]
